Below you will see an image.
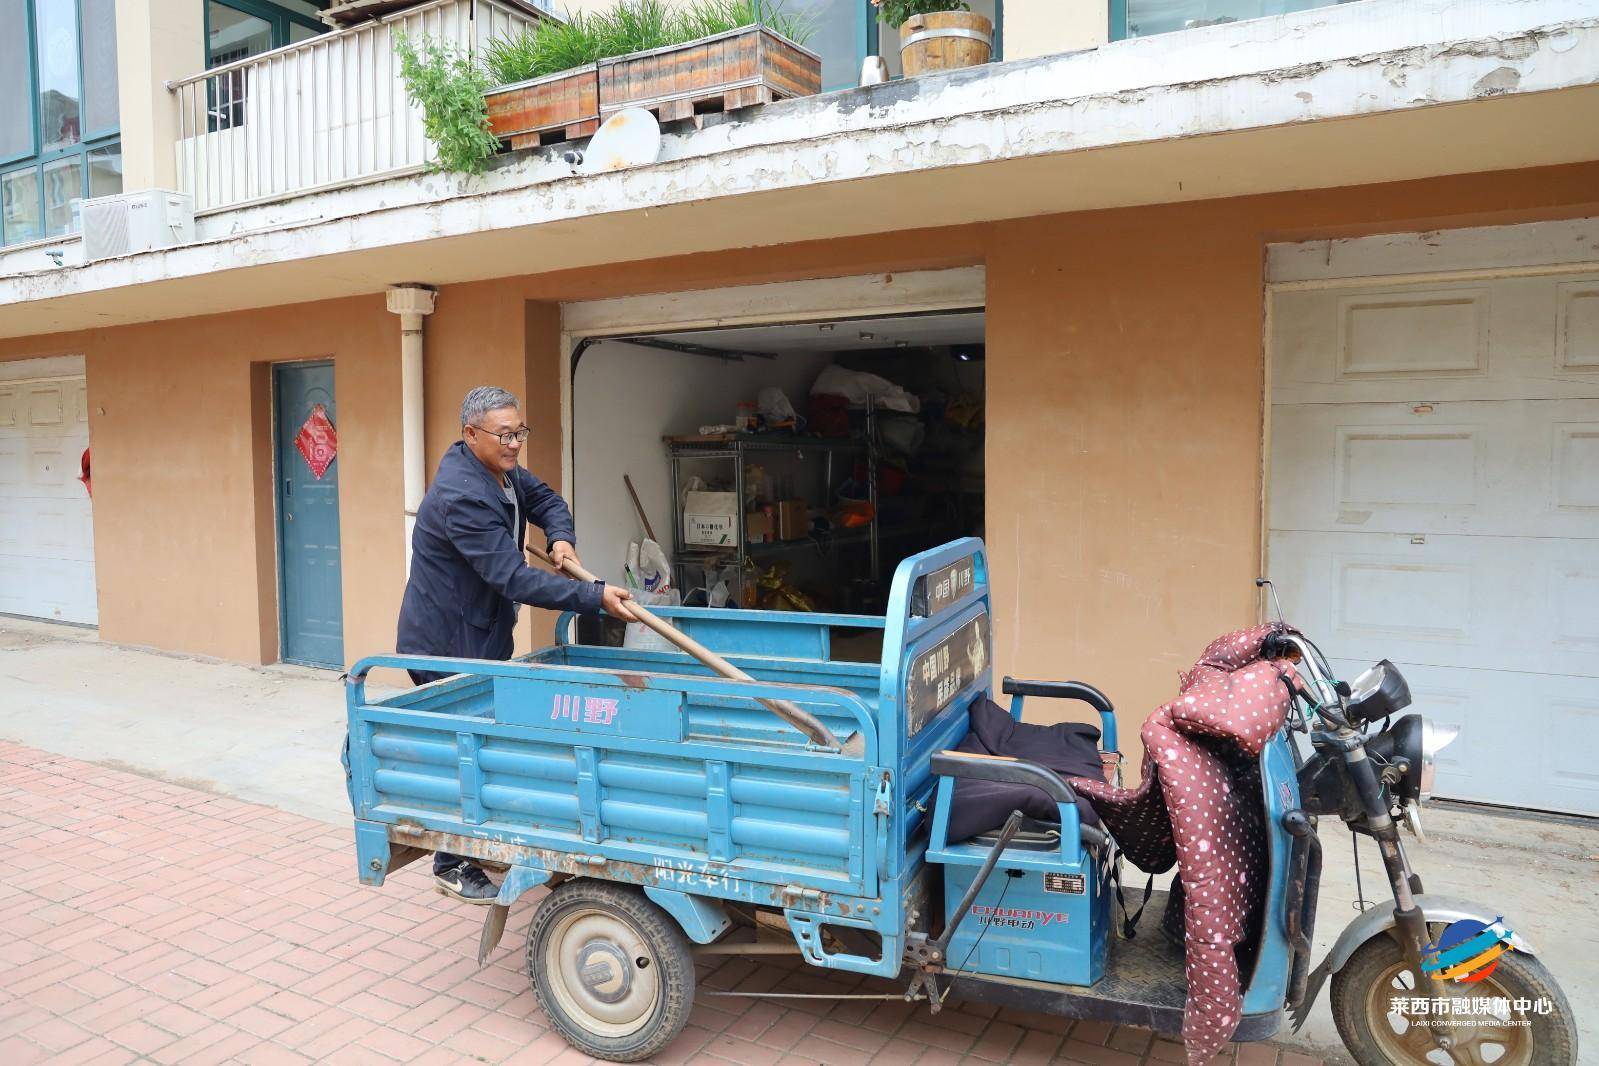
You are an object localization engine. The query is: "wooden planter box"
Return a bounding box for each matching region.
[485,65,600,149]
[598,26,821,125]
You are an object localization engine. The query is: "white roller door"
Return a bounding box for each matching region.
[0,356,97,625]
[1267,221,1599,816]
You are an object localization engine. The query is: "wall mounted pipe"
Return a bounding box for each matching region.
[385,284,437,573]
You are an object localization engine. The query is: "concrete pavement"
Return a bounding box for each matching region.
[4,615,1595,1063]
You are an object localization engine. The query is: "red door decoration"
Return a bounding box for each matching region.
[295,404,338,480]
[78,447,92,498]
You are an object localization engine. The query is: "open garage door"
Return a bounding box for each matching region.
[1267,221,1599,816]
[0,356,97,625]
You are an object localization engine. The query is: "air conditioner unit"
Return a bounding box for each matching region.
[80,190,195,262]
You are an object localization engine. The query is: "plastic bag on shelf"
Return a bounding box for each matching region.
[622,587,682,652]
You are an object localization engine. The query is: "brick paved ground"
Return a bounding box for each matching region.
[0,743,1328,1066]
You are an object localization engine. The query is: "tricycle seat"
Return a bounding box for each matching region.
[969,815,1062,851]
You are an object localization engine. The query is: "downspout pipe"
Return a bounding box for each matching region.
[385,284,437,573]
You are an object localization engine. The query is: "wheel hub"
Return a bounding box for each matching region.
[543,907,661,1039]
[1367,959,1533,1065]
[575,938,633,1004]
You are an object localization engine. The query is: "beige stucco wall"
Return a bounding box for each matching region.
[1001,0,1109,59]
[2,162,1596,758]
[114,0,205,194]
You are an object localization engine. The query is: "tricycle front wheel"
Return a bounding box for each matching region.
[1330,930,1577,1066]
[526,880,696,1063]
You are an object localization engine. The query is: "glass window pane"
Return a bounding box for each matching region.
[88,142,121,198]
[208,2,274,66]
[36,0,83,153]
[2,167,42,245]
[43,155,82,236]
[289,22,321,44]
[1125,0,1336,38]
[0,0,31,159]
[82,0,120,134]
[781,0,862,92]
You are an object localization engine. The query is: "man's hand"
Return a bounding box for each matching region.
[549,541,579,571]
[601,584,636,621]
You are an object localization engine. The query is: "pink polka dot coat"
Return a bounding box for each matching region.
[1071,624,1302,1066]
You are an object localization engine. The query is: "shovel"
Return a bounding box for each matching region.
[527,544,843,752]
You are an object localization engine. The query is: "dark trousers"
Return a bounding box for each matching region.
[408,668,467,875]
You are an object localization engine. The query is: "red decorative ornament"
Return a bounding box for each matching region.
[295,404,338,480]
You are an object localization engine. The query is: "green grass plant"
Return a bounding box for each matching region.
[486,0,815,85]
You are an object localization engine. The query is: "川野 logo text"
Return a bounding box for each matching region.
[1422,916,1517,984]
[551,693,620,726]
[970,905,1070,931]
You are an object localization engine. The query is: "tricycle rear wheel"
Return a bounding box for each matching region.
[1330,929,1577,1065]
[525,880,695,1063]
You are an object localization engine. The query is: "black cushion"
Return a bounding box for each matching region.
[945,696,1105,843]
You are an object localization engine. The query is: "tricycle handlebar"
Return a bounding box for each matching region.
[1001,677,1113,716]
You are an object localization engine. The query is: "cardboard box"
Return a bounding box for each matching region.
[774,499,809,540]
[684,491,739,546]
[746,511,773,544]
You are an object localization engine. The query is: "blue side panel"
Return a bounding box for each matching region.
[938,848,1110,986]
[1242,730,1300,1015]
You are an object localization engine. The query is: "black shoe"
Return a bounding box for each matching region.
[434,861,498,905]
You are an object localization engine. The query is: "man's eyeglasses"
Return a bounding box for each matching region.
[472,425,530,446]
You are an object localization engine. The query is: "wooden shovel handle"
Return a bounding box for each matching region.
[527,545,842,751]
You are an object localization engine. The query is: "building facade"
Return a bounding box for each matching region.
[1,0,1597,815]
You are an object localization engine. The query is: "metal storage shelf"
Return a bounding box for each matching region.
[666,414,881,605]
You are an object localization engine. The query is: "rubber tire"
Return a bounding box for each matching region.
[525,880,696,1063]
[1330,930,1579,1066]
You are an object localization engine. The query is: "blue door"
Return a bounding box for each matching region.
[275,361,344,668]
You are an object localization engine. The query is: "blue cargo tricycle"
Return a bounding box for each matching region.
[347,539,1575,1065]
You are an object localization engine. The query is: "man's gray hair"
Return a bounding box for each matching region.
[461,385,520,428]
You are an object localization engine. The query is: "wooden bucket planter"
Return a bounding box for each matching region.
[485,65,601,149]
[899,11,993,77]
[598,26,821,125]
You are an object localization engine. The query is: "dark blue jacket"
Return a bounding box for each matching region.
[396,441,603,662]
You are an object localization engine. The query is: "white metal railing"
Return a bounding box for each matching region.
[169,0,547,213]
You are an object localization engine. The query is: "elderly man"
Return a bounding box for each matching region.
[398,385,633,903]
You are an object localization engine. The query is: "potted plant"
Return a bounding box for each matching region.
[596,0,820,124]
[483,14,608,149]
[872,0,993,77]
[486,1,819,144]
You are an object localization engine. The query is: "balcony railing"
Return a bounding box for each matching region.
[168,0,547,213]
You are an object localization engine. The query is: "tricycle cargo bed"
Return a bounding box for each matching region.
[350,654,881,895]
[346,541,994,966]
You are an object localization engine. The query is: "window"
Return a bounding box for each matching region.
[0,0,121,247]
[205,0,326,130]
[1111,0,1352,40]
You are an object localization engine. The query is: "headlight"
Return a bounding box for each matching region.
[1419,718,1461,801]
[1366,714,1426,803]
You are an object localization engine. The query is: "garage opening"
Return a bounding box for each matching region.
[571,309,984,640]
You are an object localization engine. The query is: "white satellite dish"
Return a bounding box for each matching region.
[573,109,662,175]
